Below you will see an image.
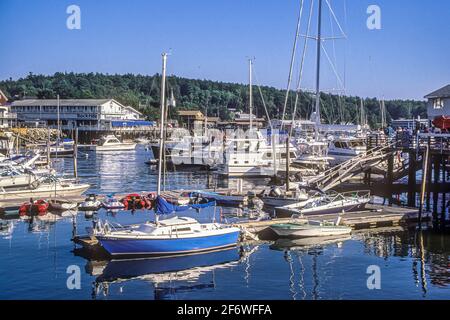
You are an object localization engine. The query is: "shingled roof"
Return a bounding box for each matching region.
[424,84,450,99]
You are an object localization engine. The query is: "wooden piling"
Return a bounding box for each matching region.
[387,152,394,206]
[407,150,417,207]
[418,145,430,226]
[432,155,440,227]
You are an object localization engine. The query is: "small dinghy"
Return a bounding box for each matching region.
[19,199,49,216]
[78,194,102,211]
[270,215,352,238]
[101,196,125,211]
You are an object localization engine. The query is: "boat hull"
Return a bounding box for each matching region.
[90,144,137,152]
[97,229,241,257]
[0,184,90,202]
[275,201,368,218]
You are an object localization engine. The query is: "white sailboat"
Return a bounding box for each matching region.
[94,53,241,257]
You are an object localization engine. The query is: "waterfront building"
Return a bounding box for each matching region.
[391,118,429,130]
[425,84,450,121]
[0,90,16,128]
[9,98,152,130]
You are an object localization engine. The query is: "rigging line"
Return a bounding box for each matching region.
[321,42,345,90]
[289,0,315,136]
[281,0,305,131]
[252,66,272,129]
[324,0,347,38]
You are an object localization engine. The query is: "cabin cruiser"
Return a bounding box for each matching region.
[216,129,297,177]
[327,135,367,165]
[169,135,223,169]
[90,135,136,152]
[0,167,42,189]
[292,137,331,176]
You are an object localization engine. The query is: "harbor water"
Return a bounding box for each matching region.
[0,146,449,300]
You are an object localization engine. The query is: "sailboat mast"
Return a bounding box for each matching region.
[157,53,168,196]
[314,0,323,131]
[249,59,253,131]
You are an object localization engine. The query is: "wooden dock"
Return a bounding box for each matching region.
[233,204,429,239]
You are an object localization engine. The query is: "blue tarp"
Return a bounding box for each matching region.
[111,120,155,128]
[155,196,216,215]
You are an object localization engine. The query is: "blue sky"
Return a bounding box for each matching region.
[0,0,449,100]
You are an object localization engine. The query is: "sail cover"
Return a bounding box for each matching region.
[155,196,216,215]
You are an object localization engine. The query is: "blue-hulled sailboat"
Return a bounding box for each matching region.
[93,53,241,257]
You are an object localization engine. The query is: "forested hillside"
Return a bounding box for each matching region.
[0,72,426,128]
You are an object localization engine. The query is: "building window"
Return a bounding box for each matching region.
[433,98,444,109]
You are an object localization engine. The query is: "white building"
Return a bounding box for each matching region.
[425,84,450,121]
[10,98,147,130]
[0,89,16,128]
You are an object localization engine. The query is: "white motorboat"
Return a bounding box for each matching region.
[327,135,367,165]
[0,176,90,202]
[275,190,371,217]
[216,130,297,177]
[258,185,309,207]
[90,135,136,152]
[270,215,352,238]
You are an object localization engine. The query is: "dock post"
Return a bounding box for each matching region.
[387,152,394,206]
[432,155,440,228]
[441,155,447,230]
[418,146,430,227]
[426,138,432,211]
[73,128,78,179]
[407,150,417,207]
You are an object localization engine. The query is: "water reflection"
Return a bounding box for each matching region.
[270,236,350,300]
[79,246,252,300]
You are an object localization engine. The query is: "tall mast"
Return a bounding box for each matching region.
[157,53,167,196]
[249,59,253,131]
[314,0,323,132]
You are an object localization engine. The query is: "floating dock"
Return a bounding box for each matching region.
[233,204,429,239]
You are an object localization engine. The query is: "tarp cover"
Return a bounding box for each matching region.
[155,196,216,215]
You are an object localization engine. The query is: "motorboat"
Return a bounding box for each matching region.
[275,190,371,217]
[258,185,309,208]
[101,196,125,211]
[94,215,241,257]
[327,135,367,165]
[78,194,102,211]
[0,176,90,202]
[90,135,136,152]
[216,129,297,177]
[270,215,352,238]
